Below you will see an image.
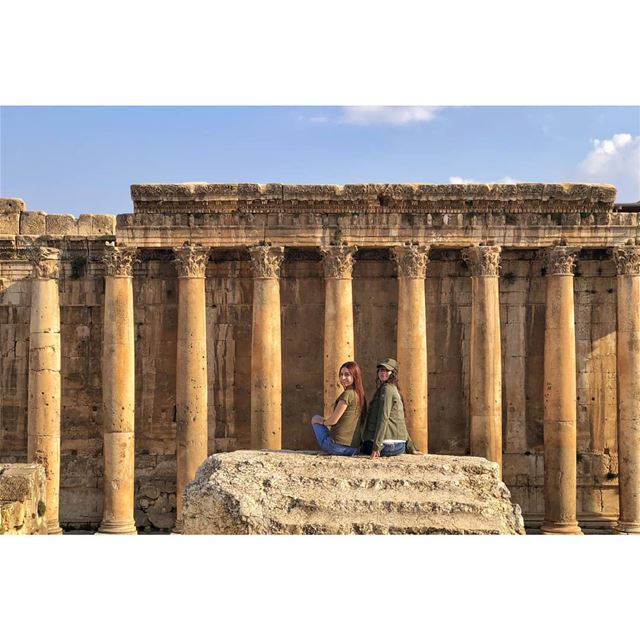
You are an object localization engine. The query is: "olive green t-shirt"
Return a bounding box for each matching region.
[330,388,361,446]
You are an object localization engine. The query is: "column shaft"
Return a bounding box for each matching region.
[324,278,354,414]
[100,244,137,534]
[541,245,581,534]
[251,278,282,448]
[392,244,429,453]
[321,244,356,415]
[27,247,62,534]
[174,244,210,532]
[249,244,284,450]
[463,245,503,472]
[614,243,640,533]
[396,278,428,452]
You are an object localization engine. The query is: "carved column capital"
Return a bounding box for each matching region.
[391,243,430,278]
[321,243,357,279]
[613,241,640,276]
[174,242,210,278]
[27,246,60,279]
[249,243,285,279]
[544,243,579,276]
[462,245,502,277]
[103,242,138,277]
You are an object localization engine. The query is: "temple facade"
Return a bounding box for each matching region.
[1,183,638,533]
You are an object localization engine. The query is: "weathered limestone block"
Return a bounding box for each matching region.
[78,214,117,236]
[0,463,47,534]
[182,451,525,534]
[45,214,77,236]
[0,213,20,235]
[19,211,46,235]
[0,198,25,214]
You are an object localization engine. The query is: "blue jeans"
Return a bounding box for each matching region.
[311,423,360,456]
[380,442,406,456]
[361,440,406,456]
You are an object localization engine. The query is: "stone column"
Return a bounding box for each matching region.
[462,245,503,474]
[541,243,582,534]
[249,243,285,450]
[27,246,62,534]
[173,243,210,533]
[391,243,429,453]
[321,243,357,415]
[613,240,640,534]
[99,242,138,534]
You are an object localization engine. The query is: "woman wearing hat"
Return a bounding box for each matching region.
[360,357,420,458]
[310,361,367,456]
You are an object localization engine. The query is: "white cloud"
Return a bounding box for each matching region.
[340,106,442,126]
[449,176,477,184]
[578,132,640,201]
[449,176,520,185]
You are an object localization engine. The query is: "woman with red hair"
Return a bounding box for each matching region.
[310,361,367,456]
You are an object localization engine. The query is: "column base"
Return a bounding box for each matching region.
[172,520,183,535]
[615,521,640,534]
[540,521,583,535]
[47,524,63,535]
[98,520,138,534]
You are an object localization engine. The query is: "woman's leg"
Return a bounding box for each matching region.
[380,442,406,457]
[311,421,359,456]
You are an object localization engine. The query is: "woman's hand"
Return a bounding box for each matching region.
[370,450,381,459]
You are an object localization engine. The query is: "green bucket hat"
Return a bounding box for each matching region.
[377,357,399,373]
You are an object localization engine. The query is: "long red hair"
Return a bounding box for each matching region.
[340,361,367,419]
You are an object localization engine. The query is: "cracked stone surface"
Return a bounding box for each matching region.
[182,450,525,535]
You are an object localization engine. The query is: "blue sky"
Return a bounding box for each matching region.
[1,106,638,214]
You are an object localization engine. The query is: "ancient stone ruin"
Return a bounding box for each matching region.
[182,451,525,535]
[0,463,47,534]
[0,183,638,534]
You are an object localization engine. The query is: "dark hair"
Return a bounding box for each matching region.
[340,361,367,419]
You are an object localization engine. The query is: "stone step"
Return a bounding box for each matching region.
[183,450,525,535]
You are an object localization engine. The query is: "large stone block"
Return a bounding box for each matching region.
[45,214,77,235]
[0,199,25,214]
[0,463,48,534]
[0,213,20,235]
[183,450,525,534]
[19,211,46,235]
[77,214,115,236]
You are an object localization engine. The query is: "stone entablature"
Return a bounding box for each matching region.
[131,183,616,214]
[119,183,637,249]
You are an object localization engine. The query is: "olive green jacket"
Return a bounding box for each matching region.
[362,383,416,453]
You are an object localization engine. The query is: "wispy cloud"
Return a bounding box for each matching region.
[299,106,444,126]
[449,176,520,185]
[577,133,640,201]
[340,106,442,126]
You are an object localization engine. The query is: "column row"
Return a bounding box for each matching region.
[24,240,640,534]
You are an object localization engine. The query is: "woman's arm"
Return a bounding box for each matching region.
[322,399,348,427]
[372,386,393,454]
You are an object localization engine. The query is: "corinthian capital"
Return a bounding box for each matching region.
[462,245,502,277]
[174,242,210,278]
[103,242,138,277]
[27,246,60,279]
[613,240,640,276]
[248,243,285,279]
[391,243,429,278]
[321,243,357,279]
[544,242,579,276]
